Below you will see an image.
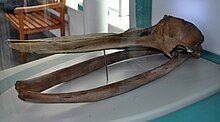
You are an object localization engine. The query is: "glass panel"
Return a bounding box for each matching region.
[108,0,130,31]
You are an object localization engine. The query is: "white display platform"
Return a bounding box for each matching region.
[0,52,220,122]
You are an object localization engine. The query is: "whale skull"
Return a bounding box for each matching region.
[9,15,204,103]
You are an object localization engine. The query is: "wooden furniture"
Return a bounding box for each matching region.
[4,0,66,62]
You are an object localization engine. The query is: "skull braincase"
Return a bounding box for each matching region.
[142,15,204,58]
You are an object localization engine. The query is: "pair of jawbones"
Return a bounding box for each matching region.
[10,15,204,103]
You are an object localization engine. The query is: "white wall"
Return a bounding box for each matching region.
[50,7,84,36]
[67,8,84,35]
[152,0,220,55]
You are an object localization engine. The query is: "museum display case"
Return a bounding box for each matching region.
[0,0,220,121]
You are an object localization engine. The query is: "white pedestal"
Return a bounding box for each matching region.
[0,52,220,122]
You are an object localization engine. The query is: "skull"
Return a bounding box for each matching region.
[140,15,204,58]
[9,15,204,59]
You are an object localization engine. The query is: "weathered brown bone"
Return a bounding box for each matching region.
[9,15,203,58]
[15,50,158,103]
[16,52,190,103]
[9,15,204,103]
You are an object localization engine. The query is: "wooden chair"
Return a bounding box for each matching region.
[4,0,66,62]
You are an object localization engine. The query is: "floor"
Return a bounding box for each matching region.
[0,10,54,71]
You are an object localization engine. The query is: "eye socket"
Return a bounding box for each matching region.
[175,45,187,52]
[140,31,151,37]
[170,45,188,57]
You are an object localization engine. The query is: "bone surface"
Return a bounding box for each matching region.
[9,15,204,103]
[9,15,204,58]
[16,51,190,103]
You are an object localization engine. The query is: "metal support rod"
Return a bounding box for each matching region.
[103,50,109,84]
